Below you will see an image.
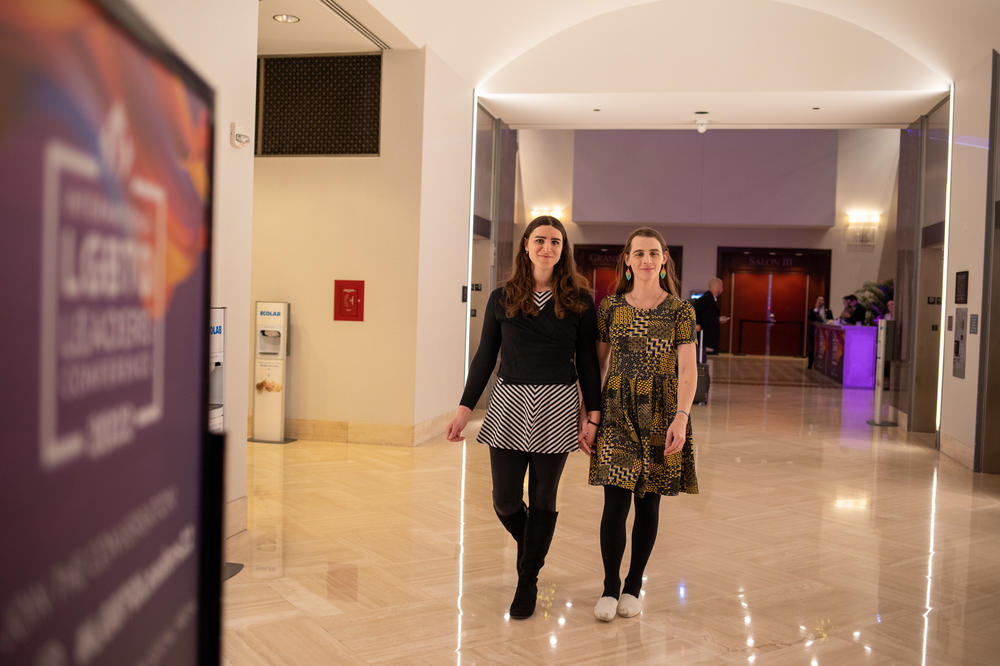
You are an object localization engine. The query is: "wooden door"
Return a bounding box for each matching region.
[770,273,808,356]
[731,272,808,356]
[593,268,618,310]
[731,273,770,354]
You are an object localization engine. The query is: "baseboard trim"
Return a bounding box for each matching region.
[348,422,414,445]
[225,496,247,538]
[286,418,348,442]
[413,410,454,445]
[274,410,453,446]
[939,431,975,470]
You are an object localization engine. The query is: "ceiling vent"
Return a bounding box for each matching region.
[317,0,390,50]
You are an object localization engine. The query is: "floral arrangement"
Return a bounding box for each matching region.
[855,279,894,324]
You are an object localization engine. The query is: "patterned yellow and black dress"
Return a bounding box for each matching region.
[588,293,699,497]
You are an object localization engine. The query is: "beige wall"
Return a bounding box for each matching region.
[939,55,993,464]
[517,128,899,304]
[127,0,258,534]
[414,49,474,426]
[252,48,473,440]
[252,50,424,429]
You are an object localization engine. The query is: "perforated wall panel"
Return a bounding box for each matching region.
[256,54,380,155]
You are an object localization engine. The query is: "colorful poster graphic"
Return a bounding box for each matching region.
[830,327,845,382]
[0,1,214,664]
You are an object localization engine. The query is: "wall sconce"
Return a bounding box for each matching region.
[848,211,880,224]
[530,207,564,220]
[847,210,880,246]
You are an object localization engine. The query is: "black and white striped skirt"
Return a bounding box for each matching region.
[477,379,581,454]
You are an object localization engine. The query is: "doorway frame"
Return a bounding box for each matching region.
[716,247,832,356]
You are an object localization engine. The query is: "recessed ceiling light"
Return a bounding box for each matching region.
[273,14,300,23]
[812,107,821,110]
[695,110,709,115]
[593,108,601,112]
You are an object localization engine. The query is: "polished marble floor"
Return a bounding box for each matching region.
[222,382,1000,665]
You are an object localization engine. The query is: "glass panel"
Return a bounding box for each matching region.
[473,105,494,223]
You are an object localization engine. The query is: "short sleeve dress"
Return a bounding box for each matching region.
[588,293,699,497]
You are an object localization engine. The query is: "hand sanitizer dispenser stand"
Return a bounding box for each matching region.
[253,302,289,442]
[209,307,225,434]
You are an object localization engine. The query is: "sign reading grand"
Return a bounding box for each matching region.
[0,1,216,664]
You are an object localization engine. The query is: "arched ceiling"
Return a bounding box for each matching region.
[341,0,998,127]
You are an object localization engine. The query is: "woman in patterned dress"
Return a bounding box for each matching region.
[579,227,698,622]
[446,216,602,619]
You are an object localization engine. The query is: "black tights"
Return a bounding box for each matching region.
[600,485,661,598]
[489,447,568,515]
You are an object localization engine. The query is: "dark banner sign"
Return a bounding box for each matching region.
[1,1,218,664]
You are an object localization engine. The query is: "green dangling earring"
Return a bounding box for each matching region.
[625,266,633,281]
[659,265,667,280]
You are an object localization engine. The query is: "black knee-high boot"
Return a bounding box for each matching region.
[495,503,527,570]
[509,508,558,619]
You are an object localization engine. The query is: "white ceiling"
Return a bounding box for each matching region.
[259,0,999,128]
[257,0,412,55]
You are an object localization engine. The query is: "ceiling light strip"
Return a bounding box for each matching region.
[316,0,390,50]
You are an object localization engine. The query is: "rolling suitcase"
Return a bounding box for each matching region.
[694,330,711,404]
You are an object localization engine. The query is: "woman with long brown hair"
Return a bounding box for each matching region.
[447,215,601,619]
[578,227,698,622]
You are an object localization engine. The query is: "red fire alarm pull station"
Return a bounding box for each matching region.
[334,280,364,321]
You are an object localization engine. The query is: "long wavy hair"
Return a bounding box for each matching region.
[503,216,589,319]
[613,227,680,297]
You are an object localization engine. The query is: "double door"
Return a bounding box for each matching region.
[724,272,809,356]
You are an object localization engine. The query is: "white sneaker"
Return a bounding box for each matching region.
[594,596,618,622]
[617,593,641,618]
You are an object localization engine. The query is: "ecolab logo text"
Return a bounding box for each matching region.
[260,310,281,317]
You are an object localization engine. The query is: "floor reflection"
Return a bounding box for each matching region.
[221,382,1000,665]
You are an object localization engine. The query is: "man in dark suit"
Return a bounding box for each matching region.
[693,278,729,355]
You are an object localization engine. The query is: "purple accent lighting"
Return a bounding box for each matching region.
[842,326,877,388]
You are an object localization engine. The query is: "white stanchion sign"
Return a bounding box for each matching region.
[253,302,289,442]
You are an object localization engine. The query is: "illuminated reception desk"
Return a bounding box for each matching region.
[812,323,876,388]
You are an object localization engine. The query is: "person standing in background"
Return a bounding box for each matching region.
[809,296,833,323]
[693,278,730,355]
[884,300,895,321]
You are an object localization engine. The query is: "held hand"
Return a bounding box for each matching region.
[578,423,596,456]
[719,316,730,324]
[664,417,687,456]
[446,407,472,442]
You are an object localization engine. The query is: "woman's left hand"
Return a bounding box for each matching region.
[664,416,687,455]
